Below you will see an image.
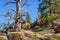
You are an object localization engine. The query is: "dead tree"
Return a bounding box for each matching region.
[2,0,29,31]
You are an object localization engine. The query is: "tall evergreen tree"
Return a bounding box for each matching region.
[38,0,60,27]
[26,12,31,23]
[38,0,60,14]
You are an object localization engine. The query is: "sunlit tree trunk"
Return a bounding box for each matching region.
[4,0,28,31]
[15,0,22,31]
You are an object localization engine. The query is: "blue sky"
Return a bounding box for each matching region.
[0,0,39,24]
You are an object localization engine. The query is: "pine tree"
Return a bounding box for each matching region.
[38,0,60,14]
[38,0,60,28]
[53,0,60,14]
[26,12,31,23]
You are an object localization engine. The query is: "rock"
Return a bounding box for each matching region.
[6,30,60,40]
[53,19,60,33]
[23,30,35,36]
[8,32,25,38]
[7,32,26,40]
[36,34,47,39]
[0,36,8,40]
[54,25,60,33]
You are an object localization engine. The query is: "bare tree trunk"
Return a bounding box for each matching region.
[15,0,22,31]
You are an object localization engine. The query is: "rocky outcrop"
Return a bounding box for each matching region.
[52,19,60,33]
[1,30,60,40]
[7,30,48,40]
[0,36,8,40]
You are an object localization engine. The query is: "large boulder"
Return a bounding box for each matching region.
[53,19,60,33]
[7,30,48,40]
[54,25,60,33]
[0,36,8,40]
[8,32,25,40]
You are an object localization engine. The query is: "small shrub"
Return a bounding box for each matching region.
[26,35,32,38]
[22,23,30,30]
[51,34,60,40]
[45,34,60,40]
[11,33,20,40]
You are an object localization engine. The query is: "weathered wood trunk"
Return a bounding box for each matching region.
[15,0,22,31]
